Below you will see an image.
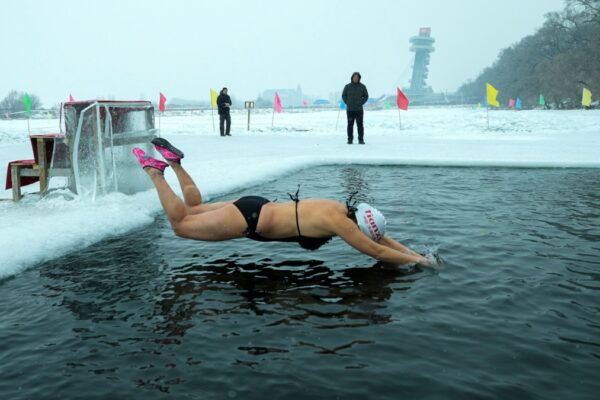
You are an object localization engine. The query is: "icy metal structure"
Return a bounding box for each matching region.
[409,27,435,94]
[48,101,157,197]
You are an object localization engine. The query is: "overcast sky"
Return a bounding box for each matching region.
[1,0,564,106]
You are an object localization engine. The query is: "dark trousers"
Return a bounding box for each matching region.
[219,113,231,135]
[346,110,364,141]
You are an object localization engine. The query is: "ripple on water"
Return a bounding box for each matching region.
[1,166,599,399]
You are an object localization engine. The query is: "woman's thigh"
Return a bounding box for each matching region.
[175,204,247,241]
[186,200,235,215]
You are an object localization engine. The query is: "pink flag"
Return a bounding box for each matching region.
[397,88,409,110]
[159,92,167,112]
[302,101,308,106]
[508,98,515,108]
[274,92,282,113]
[69,94,75,102]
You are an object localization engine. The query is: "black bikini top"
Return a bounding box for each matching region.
[246,186,332,251]
[283,187,359,250]
[287,186,333,251]
[246,187,360,251]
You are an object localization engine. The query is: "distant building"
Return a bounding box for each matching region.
[402,27,460,106]
[312,99,331,107]
[406,27,435,96]
[259,85,303,107]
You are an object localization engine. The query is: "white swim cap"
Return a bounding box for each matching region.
[355,203,386,241]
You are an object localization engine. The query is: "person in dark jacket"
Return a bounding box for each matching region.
[341,72,369,144]
[216,88,232,136]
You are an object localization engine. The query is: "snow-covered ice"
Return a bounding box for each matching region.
[1,107,599,278]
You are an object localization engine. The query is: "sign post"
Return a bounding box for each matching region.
[244,101,255,131]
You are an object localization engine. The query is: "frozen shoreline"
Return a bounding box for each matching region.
[1,108,599,278]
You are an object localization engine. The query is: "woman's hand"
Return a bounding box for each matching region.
[417,255,432,267]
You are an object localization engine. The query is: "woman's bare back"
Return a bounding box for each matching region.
[256,198,347,239]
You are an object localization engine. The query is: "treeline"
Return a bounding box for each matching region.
[458,0,599,108]
[0,90,42,118]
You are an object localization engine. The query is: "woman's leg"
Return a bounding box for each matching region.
[146,168,188,228]
[168,161,233,214]
[170,161,202,207]
[146,168,245,240]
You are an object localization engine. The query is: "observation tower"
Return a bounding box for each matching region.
[408,27,435,94]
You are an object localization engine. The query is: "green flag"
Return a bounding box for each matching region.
[539,94,545,106]
[385,100,391,109]
[23,93,32,115]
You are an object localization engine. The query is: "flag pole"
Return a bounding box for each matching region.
[486,105,490,130]
[398,109,402,131]
[271,107,275,128]
[336,108,341,130]
[158,112,161,135]
[27,117,30,136]
[211,107,215,132]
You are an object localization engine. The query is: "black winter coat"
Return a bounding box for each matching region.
[217,93,232,115]
[342,82,369,111]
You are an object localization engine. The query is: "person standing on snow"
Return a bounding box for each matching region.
[342,72,369,144]
[217,88,232,136]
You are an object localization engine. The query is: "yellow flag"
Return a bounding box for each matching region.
[210,89,218,108]
[486,83,499,107]
[582,88,592,107]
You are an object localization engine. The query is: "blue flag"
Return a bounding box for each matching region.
[339,100,346,110]
[516,98,523,109]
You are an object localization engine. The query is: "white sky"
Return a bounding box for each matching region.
[1,0,564,106]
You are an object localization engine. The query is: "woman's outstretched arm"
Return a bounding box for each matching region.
[330,215,429,266]
[379,236,421,257]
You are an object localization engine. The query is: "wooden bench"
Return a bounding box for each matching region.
[6,134,60,201]
[9,160,39,201]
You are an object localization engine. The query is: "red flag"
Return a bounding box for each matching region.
[274,92,282,113]
[69,94,75,102]
[397,88,409,110]
[159,92,167,112]
[302,101,308,106]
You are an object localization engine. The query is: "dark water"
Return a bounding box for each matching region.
[1,166,599,399]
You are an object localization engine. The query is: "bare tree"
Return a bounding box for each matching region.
[458,0,599,108]
[0,90,43,117]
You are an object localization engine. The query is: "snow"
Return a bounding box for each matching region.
[1,107,599,278]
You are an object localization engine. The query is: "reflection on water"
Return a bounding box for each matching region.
[156,258,421,338]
